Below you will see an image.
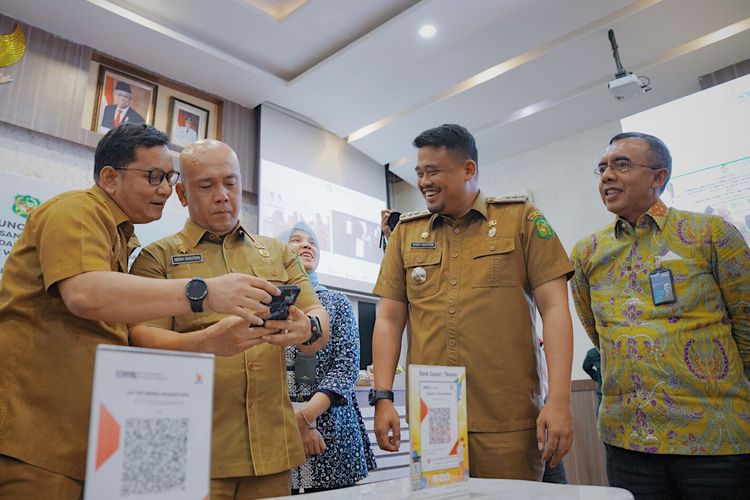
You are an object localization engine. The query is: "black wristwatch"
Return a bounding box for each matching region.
[369,389,394,406]
[302,315,322,346]
[185,278,208,313]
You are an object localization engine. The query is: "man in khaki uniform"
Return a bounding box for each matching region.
[130,140,329,500]
[372,124,574,480]
[0,124,284,499]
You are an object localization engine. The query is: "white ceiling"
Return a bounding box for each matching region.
[2,0,749,186]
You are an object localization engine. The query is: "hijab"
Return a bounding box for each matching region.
[277,221,327,292]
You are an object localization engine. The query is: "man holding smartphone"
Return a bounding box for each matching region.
[129,139,329,499]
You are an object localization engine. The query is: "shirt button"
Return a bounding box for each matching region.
[448,307,455,314]
[452,252,458,258]
[454,228,461,234]
[489,245,496,251]
[450,279,457,286]
[272,270,278,275]
[417,257,424,263]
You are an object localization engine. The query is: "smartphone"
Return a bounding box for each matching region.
[264,284,301,321]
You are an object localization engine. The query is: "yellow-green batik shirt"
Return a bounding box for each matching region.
[570,200,750,455]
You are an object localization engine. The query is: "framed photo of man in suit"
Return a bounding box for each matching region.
[167,97,209,150]
[92,66,157,134]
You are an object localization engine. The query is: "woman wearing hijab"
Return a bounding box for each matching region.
[278,221,376,493]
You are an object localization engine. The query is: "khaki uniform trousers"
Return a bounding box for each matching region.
[468,429,544,481]
[210,470,291,500]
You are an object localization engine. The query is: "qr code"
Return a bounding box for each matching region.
[121,418,188,496]
[428,407,451,445]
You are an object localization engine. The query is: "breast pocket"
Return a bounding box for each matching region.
[662,257,715,297]
[471,238,515,288]
[404,251,442,299]
[251,263,290,284]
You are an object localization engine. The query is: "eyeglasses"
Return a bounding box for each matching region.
[113,167,180,186]
[594,159,661,176]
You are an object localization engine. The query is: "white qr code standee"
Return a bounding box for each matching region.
[408,364,469,496]
[84,345,214,500]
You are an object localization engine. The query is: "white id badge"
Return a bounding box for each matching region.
[649,268,676,305]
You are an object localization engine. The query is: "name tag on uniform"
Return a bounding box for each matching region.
[410,242,436,249]
[171,254,203,265]
[649,269,676,305]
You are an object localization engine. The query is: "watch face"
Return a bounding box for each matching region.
[186,279,208,300]
[368,389,393,406]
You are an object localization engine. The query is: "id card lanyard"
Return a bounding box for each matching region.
[649,256,677,305]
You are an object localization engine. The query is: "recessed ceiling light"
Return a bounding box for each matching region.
[419,24,436,39]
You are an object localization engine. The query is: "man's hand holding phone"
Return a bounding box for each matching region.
[245,284,312,346]
[200,315,268,356]
[263,305,312,346]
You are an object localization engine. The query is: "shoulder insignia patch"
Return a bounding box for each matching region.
[487,194,528,204]
[533,217,554,239]
[526,209,544,221]
[524,209,554,238]
[399,210,431,222]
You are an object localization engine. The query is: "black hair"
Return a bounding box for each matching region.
[94,123,169,181]
[610,132,672,194]
[413,124,478,166]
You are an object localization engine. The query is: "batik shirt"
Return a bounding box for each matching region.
[570,200,750,455]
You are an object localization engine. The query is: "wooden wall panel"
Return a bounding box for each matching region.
[0,15,100,149]
[561,379,607,486]
[222,100,258,194]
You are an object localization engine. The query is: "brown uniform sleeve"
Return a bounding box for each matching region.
[519,203,574,291]
[280,243,320,312]
[372,221,407,302]
[35,193,116,292]
[129,245,173,329]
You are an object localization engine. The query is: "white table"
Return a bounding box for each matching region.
[272,477,634,499]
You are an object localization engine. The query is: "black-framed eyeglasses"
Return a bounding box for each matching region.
[594,159,661,176]
[113,167,180,186]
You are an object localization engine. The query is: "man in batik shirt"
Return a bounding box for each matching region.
[570,132,750,499]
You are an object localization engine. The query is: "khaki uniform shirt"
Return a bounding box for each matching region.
[0,185,134,479]
[130,220,319,478]
[373,192,573,432]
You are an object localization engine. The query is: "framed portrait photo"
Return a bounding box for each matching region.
[92,66,157,133]
[168,97,209,150]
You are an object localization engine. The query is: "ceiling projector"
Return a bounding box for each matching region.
[607,29,651,101]
[609,73,648,100]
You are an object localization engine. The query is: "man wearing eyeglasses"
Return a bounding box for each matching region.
[0,124,284,498]
[570,132,750,498]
